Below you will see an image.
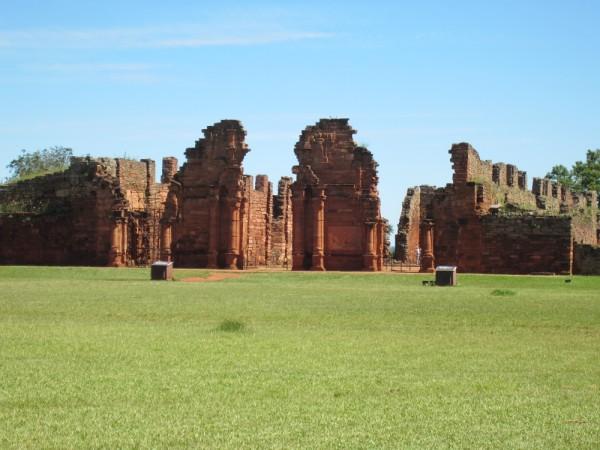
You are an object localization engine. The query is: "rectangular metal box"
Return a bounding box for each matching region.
[435,265,457,286]
[151,261,173,281]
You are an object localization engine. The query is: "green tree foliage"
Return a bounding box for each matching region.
[572,150,600,194]
[546,149,600,194]
[545,164,575,188]
[6,146,73,182]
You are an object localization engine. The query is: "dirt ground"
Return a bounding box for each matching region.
[181,272,242,283]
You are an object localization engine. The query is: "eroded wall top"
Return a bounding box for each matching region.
[181,120,249,187]
[293,118,378,193]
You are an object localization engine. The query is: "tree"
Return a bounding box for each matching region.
[546,149,600,196]
[545,164,575,188]
[6,146,73,182]
[572,149,600,194]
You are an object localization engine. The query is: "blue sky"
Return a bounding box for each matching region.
[1,0,599,223]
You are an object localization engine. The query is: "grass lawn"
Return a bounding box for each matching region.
[0,267,599,449]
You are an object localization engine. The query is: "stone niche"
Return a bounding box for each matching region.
[164,120,292,269]
[291,118,385,271]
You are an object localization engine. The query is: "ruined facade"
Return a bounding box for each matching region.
[291,119,385,271]
[395,143,599,274]
[0,120,293,270]
[4,122,599,275]
[163,120,292,269]
[0,157,171,266]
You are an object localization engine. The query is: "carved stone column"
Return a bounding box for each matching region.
[420,220,435,273]
[265,187,273,267]
[224,194,242,269]
[120,217,128,266]
[109,218,123,267]
[160,222,173,262]
[311,188,326,271]
[363,221,377,271]
[292,188,305,270]
[376,221,384,271]
[238,195,249,269]
[207,193,219,268]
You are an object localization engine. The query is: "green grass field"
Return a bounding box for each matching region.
[1,267,599,449]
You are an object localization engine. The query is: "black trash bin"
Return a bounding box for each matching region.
[151,261,173,281]
[435,266,457,286]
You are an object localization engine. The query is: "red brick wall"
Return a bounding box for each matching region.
[394,142,597,274]
[170,120,291,269]
[271,177,293,268]
[172,120,249,268]
[243,175,272,268]
[481,216,572,274]
[574,244,600,274]
[292,119,384,271]
[394,186,436,263]
[0,157,168,266]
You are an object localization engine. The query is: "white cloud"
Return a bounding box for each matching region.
[18,62,161,84]
[39,63,154,72]
[0,26,333,49]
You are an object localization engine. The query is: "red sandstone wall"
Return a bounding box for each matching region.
[172,120,248,268]
[0,157,169,267]
[481,216,572,274]
[242,175,272,267]
[450,143,493,185]
[573,244,600,275]
[394,186,436,263]
[169,120,289,269]
[271,177,293,268]
[292,119,384,271]
[429,183,486,271]
[396,142,598,273]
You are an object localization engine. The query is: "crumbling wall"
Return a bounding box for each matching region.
[574,244,600,275]
[481,215,572,274]
[271,177,293,268]
[395,142,598,274]
[450,143,493,185]
[394,186,436,263]
[242,175,272,268]
[170,120,249,268]
[167,120,290,269]
[0,157,170,266]
[291,118,384,271]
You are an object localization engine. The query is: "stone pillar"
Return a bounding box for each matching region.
[311,188,326,271]
[120,218,128,266]
[224,194,241,269]
[363,222,377,271]
[238,195,249,269]
[265,183,273,266]
[207,194,219,268]
[420,220,435,273]
[160,222,172,262]
[376,221,384,271]
[506,165,516,187]
[161,157,178,183]
[109,218,123,267]
[292,189,305,270]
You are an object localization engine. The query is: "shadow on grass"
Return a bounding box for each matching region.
[216,319,246,333]
[491,289,517,297]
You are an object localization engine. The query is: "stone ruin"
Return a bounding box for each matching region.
[3,120,600,275]
[162,120,292,269]
[394,143,600,274]
[0,157,169,266]
[291,119,385,271]
[0,119,297,270]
